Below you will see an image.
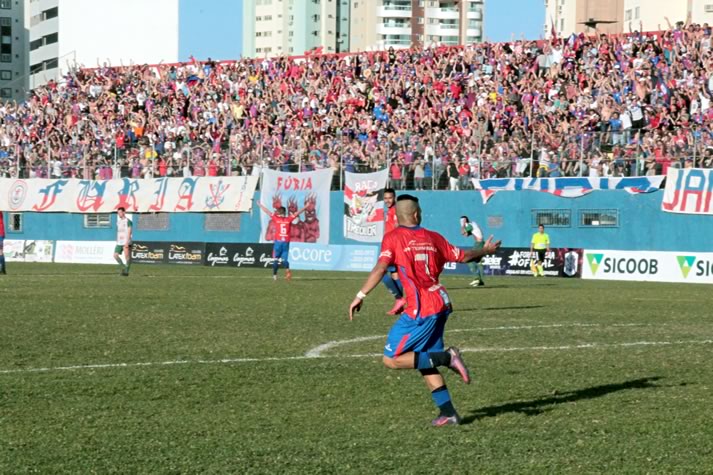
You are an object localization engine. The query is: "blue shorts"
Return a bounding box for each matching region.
[0,237,4,249]
[387,265,397,274]
[273,241,289,262]
[384,311,450,358]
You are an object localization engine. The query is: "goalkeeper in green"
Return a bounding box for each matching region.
[460,216,485,287]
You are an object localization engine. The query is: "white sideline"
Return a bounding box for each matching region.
[0,339,711,376]
[304,322,649,358]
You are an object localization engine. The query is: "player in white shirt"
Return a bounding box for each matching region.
[460,216,486,287]
[114,207,133,276]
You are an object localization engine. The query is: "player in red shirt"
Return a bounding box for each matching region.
[382,188,406,315]
[0,211,5,275]
[258,201,307,281]
[349,195,501,426]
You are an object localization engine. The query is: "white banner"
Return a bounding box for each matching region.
[472,176,665,203]
[582,249,713,284]
[343,169,389,242]
[54,241,118,265]
[661,168,713,214]
[4,240,54,262]
[0,177,258,213]
[259,169,331,244]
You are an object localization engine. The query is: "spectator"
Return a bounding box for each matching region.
[0,22,711,183]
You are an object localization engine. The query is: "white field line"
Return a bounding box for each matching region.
[1,339,712,376]
[304,322,650,358]
[0,323,686,376]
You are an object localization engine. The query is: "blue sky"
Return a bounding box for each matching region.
[486,0,545,42]
[178,0,243,61]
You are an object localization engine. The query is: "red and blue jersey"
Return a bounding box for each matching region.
[378,226,465,319]
[271,213,299,242]
[384,205,398,235]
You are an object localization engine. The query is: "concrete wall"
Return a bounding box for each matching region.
[4,190,712,252]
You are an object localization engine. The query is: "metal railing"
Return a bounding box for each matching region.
[1,129,711,190]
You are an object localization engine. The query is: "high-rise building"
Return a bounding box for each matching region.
[369,0,484,51]
[623,0,712,32]
[243,0,351,58]
[0,0,28,101]
[544,0,624,38]
[243,0,485,58]
[28,0,181,89]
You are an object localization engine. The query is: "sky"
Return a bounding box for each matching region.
[178,0,243,62]
[485,0,546,42]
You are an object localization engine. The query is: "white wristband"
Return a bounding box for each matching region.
[356,291,367,300]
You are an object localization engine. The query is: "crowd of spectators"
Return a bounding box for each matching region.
[1,17,713,190]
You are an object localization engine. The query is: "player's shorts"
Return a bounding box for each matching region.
[384,310,450,358]
[0,237,4,249]
[536,249,546,262]
[114,244,126,254]
[273,241,290,262]
[387,265,397,274]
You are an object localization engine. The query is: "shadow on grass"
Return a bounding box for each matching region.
[462,377,664,424]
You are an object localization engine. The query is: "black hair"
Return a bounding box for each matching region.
[539,224,545,228]
[460,215,470,222]
[384,188,396,196]
[117,207,126,212]
[278,206,287,214]
[397,194,419,203]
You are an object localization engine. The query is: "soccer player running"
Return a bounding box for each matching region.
[349,195,501,426]
[113,207,132,277]
[258,201,307,281]
[382,188,406,315]
[530,224,550,277]
[0,210,6,275]
[460,215,485,287]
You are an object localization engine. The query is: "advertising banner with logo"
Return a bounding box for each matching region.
[583,250,713,284]
[661,168,713,215]
[3,240,26,262]
[205,243,277,268]
[0,177,258,213]
[54,241,117,264]
[343,169,389,242]
[443,247,584,278]
[472,176,664,204]
[288,243,379,271]
[131,242,205,265]
[259,169,331,244]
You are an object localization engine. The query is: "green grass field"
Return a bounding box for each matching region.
[1,263,713,473]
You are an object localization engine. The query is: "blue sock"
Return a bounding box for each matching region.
[0,254,4,271]
[381,274,402,298]
[272,260,279,276]
[394,278,403,297]
[431,386,456,417]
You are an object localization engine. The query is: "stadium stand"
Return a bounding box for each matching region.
[1,21,712,189]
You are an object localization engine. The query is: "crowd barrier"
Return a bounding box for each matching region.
[5,239,712,284]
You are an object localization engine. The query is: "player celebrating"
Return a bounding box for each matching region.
[0,210,6,275]
[382,188,406,315]
[113,207,132,277]
[460,215,485,287]
[258,201,307,281]
[530,224,550,277]
[349,195,501,426]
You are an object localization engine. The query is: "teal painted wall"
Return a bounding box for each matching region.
[4,191,712,252]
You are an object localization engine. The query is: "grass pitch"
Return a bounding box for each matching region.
[1,264,713,473]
